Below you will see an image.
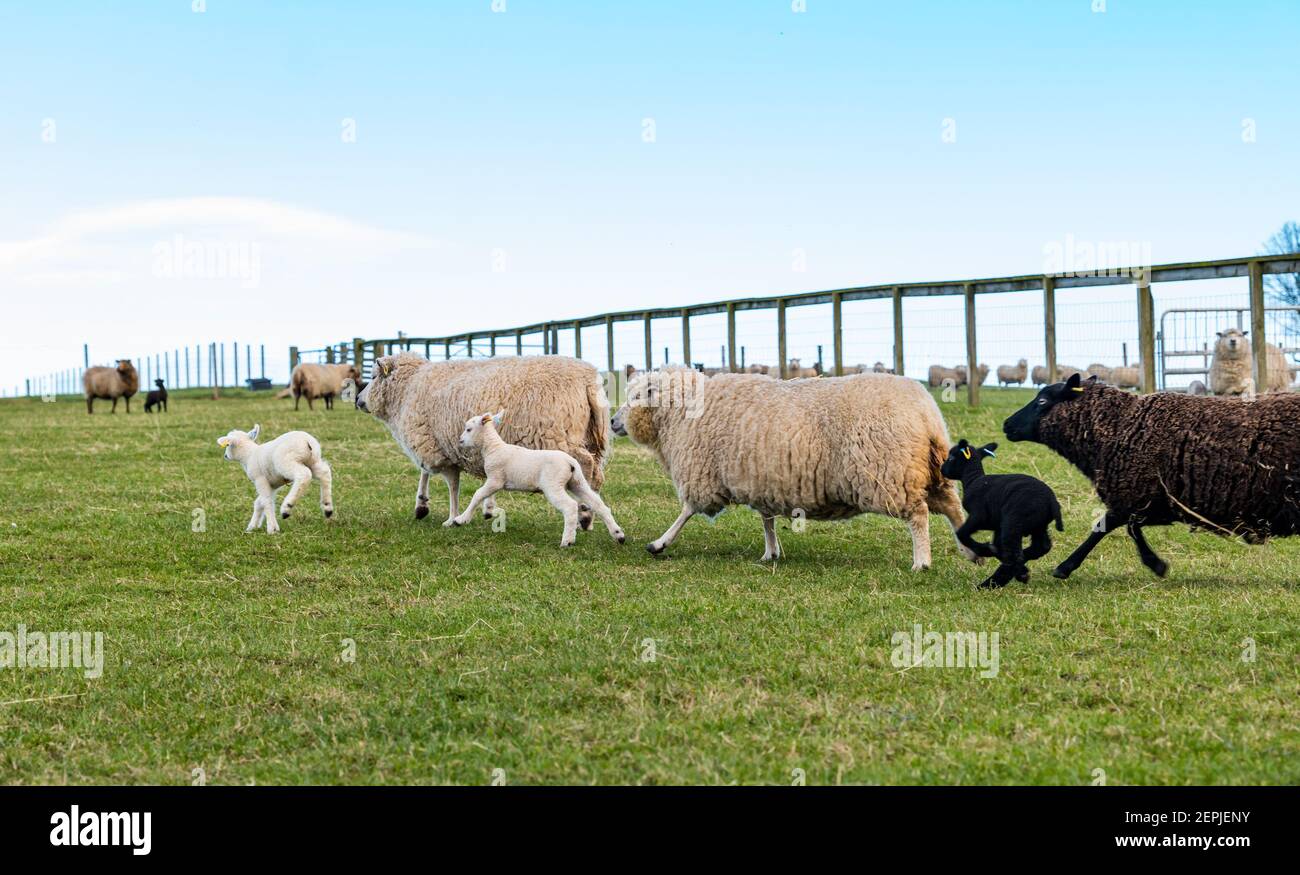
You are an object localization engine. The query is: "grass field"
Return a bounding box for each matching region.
[1,385,1296,785]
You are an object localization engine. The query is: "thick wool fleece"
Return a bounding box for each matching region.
[1037,385,1300,539]
[358,353,611,517]
[1209,330,1295,395]
[996,360,1027,387]
[619,368,974,568]
[83,360,140,413]
[291,363,363,409]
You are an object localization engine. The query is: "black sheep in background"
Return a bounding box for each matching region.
[941,439,1063,588]
[144,379,168,413]
[1003,372,1300,579]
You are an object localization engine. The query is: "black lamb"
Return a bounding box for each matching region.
[941,439,1063,588]
[1003,372,1300,579]
[144,379,168,413]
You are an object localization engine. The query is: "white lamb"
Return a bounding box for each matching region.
[449,411,625,548]
[216,424,334,533]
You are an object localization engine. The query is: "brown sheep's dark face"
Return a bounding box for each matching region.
[1003,372,1090,442]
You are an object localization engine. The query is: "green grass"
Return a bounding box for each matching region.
[0,386,1296,785]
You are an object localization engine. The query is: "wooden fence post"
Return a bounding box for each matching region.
[353,338,364,370]
[892,286,904,376]
[573,321,582,359]
[964,283,979,407]
[515,330,523,356]
[777,299,788,379]
[643,313,652,372]
[1136,278,1156,393]
[606,316,615,373]
[1249,260,1268,392]
[681,309,691,365]
[289,346,299,373]
[727,303,737,372]
[1043,276,1057,383]
[832,291,843,376]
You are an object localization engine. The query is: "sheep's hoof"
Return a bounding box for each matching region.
[1149,558,1169,578]
[443,518,459,528]
[281,511,291,519]
[978,576,1009,589]
[1015,570,1029,583]
[578,513,593,531]
[414,505,429,520]
[324,509,333,519]
[560,540,575,548]
[1052,564,1073,580]
[911,561,931,571]
[482,509,495,520]
[646,542,664,556]
[615,533,626,544]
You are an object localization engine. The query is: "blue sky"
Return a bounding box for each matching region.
[2,0,1297,390]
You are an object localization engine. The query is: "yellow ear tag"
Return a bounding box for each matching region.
[1071,386,1084,392]
[961,447,971,460]
[217,437,230,448]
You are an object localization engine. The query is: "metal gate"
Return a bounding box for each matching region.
[1158,306,1300,389]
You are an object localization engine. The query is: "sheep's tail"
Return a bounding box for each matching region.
[583,374,610,469]
[290,368,306,396]
[1053,497,1064,532]
[926,432,949,496]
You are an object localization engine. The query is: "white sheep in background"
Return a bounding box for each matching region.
[217,424,334,533]
[1209,328,1295,395]
[612,368,980,569]
[449,411,625,548]
[996,359,1027,387]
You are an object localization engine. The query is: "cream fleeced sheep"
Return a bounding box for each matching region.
[785,358,822,379]
[290,363,363,410]
[1109,365,1142,390]
[356,353,611,527]
[928,364,960,387]
[84,359,140,414]
[1209,328,1295,395]
[217,424,333,533]
[955,363,990,386]
[611,368,980,569]
[449,411,625,547]
[996,359,1028,387]
[1085,363,1112,383]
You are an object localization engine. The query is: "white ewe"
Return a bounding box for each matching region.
[450,411,625,548]
[217,424,333,533]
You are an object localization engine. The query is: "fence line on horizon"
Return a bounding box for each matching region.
[292,254,1300,407]
[15,342,272,400]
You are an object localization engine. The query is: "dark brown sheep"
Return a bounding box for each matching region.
[1004,372,1300,579]
[83,359,140,414]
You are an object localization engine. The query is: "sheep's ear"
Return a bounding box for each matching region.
[1242,330,1249,336]
[216,436,231,448]
[1216,331,1223,337]
[981,442,998,457]
[376,357,393,377]
[248,424,260,441]
[480,413,492,424]
[492,410,504,426]
[956,438,969,448]
[1065,372,1083,393]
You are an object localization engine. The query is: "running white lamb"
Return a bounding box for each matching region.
[449,411,625,548]
[216,424,334,534]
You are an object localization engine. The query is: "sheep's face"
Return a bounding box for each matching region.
[1003,373,1091,442]
[355,356,406,418]
[216,424,260,461]
[616,374,661,447]
[458,411,503,448]
[1215,328,1249,360]
[941,439,996,479]
[116,360,135,377]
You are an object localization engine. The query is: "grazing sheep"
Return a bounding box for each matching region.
[871,362,893,374]
[1031,365,1050,386]
[356,353,611,528]
[83,359,139,414]
[448,411,625,547]
[1004,372,1300,579]
[1109,365,1142,390]
[144,379,168,413]
[216,424,334,534]
[746,363,771,375]
[785,358,823,379]
[290,363,363,410]
[996,359,1028,387]
[1085,363,1112,383]
[1187,379,1209,396]
[940,439,1063,588]
[611,368,980,569]
[954,363,990,387]
[1209,328,1295,395]
[928,365,961,387]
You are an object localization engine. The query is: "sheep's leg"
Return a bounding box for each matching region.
[648,504,695,556]
[482,495,497,520]
[760,514,782,562]
[979,561,1017,588]
[907,504,932,571]
[569,481,625,543]
[252,481,280,534]
[441,469,460,524]
[1127,522,1169,578]
[930,484,982,563]
[541,483,582,547]
[414,470,431,520]
[125,396,130,414]
[450,479,501,527]
[279,466,314,519]
[1024,528,1052,561]
[86,397,93,415]
[247,498,264,532]
[312,459,334,518]
[111,397,118,413]
[307,395,314,410]
[1053,511,1125,579]
[955,520,996,559]
[294,392,300,411]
